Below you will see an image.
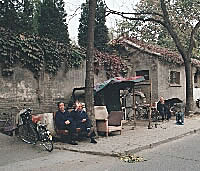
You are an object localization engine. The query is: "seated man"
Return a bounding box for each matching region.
[55,102,78,145]
[70,101,97,144]
[173,102,185,125]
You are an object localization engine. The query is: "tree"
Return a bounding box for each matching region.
[85,0,97,130]
[0,0,21,32]
[0,0,41,34]
[32,0,41,34]
[54,0,70,43]
[18,0,34,34]
[38,0,70,44]
[0,0,35,34]
[78,0,109,51]
[107,0,200,114]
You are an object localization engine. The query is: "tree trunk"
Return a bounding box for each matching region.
[184,60,194,115]
[85,0,97,130]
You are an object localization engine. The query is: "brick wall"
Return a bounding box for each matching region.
[0,61,107,115]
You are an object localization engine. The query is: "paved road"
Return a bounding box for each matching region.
[0,133,118,171]
[1,132,200,171]
[127,132,200,171]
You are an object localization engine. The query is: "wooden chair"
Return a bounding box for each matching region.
[107,111,124,136]
[94,106,124,136]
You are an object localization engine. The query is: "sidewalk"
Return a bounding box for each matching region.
[54,114,200,157]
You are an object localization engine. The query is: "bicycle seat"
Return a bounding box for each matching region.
[32,115,42,123]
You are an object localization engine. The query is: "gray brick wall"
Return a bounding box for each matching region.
[0,61,107,115]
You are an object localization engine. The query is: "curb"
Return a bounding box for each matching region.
[124,128,200,155]
[54,128,200,157]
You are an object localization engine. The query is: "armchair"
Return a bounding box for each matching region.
[94,106,124,136]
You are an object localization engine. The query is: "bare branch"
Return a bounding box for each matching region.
[67,6,81,23]
[105,3,163,18]
[105,7,166,27]
[106,9,163,17]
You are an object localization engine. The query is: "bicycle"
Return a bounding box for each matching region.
[135,104,149,120]
[17,108,53,152]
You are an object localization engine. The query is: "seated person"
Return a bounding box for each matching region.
[55,102,78,145]
[173,102,185,125]
[70,101,97,144]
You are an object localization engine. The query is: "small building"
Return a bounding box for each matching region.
[113,36,200,112]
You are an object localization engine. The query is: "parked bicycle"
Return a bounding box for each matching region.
[135,104,159,122]
[17,108,53,152]
[135,104,148,120]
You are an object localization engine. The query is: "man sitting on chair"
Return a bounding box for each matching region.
[70,101,97,144]
[173,102,185,125]
[55,102,78,145]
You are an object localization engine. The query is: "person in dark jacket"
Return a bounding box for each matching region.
[157,97,170,121]
[70,101,97,144]
[55,102,78,145]
[173,102,185,125]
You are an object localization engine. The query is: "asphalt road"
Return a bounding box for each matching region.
[1,132,200,171]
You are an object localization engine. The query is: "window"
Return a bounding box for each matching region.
[170,71,180,84]
[136,70,149,80]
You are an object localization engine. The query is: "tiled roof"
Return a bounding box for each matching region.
[112,36,200,67]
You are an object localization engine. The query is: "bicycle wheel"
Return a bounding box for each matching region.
[151,110,159,122]
[18,124,38,144]
[42,140,53,152]
[39,127,53,152]
[135,109,141,120]
[136,107,148,120]
[18,124,30,144]
[28,123,38,144]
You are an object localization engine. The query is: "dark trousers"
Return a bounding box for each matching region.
[77,120,91,132]
[65,122,77,141]
[160,111,165,121]
[176,112,184,124]
[76,120,96,139]
[160,111,171,121]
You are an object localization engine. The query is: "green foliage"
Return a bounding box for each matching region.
[0,0,35,34]
[0,27,127,79]
[113,0,200,55]
[0,0,21,32]
[0,0,127,79]
[112,19,137,37]
[68,46,86,69]
[38,0,70,44]
[0,27,84,78]
[18,0,35,34]
[130,0,200,54]
[78,2,89,48]
[78,0,109,51]
[32,0,42,34]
